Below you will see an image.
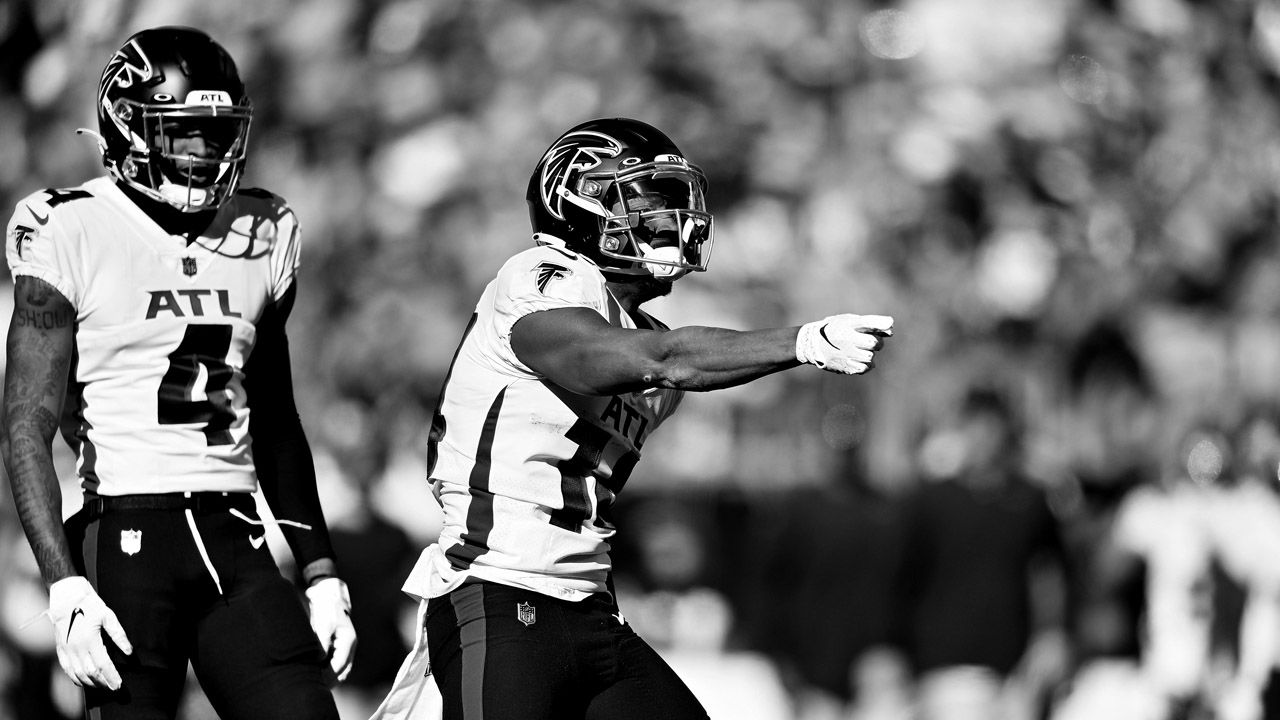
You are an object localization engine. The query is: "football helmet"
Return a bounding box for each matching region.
[527,118,714,279]
[93,26,252,212]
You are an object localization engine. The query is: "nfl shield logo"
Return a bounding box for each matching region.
[120,530,142,556]
[182,257,198,276]
[516,602,536,627]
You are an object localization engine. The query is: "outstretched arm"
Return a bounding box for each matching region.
[1,275,77,585]
[511,307,893,396]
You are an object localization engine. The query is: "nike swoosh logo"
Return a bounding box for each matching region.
[249,534,265,550]
[819,325,837,347]
[67,607,84,641]
[27,206,48,225]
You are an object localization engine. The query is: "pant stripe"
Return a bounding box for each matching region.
[451,583,488,720]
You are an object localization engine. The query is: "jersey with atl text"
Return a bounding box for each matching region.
[5,177,300,497]
[412,241,684,602]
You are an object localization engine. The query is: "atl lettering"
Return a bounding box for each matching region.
[599,396,649,449]
[146,289,242,319]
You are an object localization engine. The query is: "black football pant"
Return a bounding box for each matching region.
[426,579,708,720]
[64,492,338,720]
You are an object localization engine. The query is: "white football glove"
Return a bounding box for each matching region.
[48,576,132,690]
[796,314,894,375]
[305,577,357,682]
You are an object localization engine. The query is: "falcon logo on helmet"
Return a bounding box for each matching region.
[538,131,623,222]
[97,40,157,151]
[99,40,154,103]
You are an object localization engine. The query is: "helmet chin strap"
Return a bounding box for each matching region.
[638,214,700,279]
[638,243,688,280]
[157,182,212,211]
[156,153,217,211]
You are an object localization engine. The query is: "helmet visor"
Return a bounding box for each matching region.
[149,106,251,186]
[594,164,714,274]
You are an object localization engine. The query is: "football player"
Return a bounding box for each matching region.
[1,26,355,720]
[370,118,895,720]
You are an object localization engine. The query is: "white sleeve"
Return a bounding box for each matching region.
[490,250,605,343]
[5,192,83,309]
[475,249,607,377]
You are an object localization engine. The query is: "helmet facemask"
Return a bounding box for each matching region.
[108,96,252,213]
[579,163,714,279]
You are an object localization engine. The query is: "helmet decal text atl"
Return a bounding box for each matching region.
[539,131,623,221]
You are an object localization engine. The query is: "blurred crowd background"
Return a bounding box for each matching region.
[4,0,1280,719]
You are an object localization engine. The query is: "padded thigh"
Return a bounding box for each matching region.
[427,580,707,720]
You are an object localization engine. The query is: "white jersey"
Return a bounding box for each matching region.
[1111,480,1280,698]
[5,177,300,497]
[410,242,683,602]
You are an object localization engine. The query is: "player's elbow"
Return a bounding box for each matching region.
[641,331,726,391]
[545,356,689,396]
[642,360,703,390]
[535,334,709,394]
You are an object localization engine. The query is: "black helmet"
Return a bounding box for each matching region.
[94,26,252,212]
[526,118,714,279]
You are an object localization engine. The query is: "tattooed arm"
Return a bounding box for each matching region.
[1,276,77,585]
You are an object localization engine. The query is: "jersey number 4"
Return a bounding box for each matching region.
[158,325,237,445]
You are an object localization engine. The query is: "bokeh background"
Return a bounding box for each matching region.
[5,0,1280,719]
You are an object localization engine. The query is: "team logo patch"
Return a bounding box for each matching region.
[182,257,198,276]
[516,602,536,627]
[538,130,623,221]
[10,225,36,259]
[534,262,571,293]
[120,529,142,556]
